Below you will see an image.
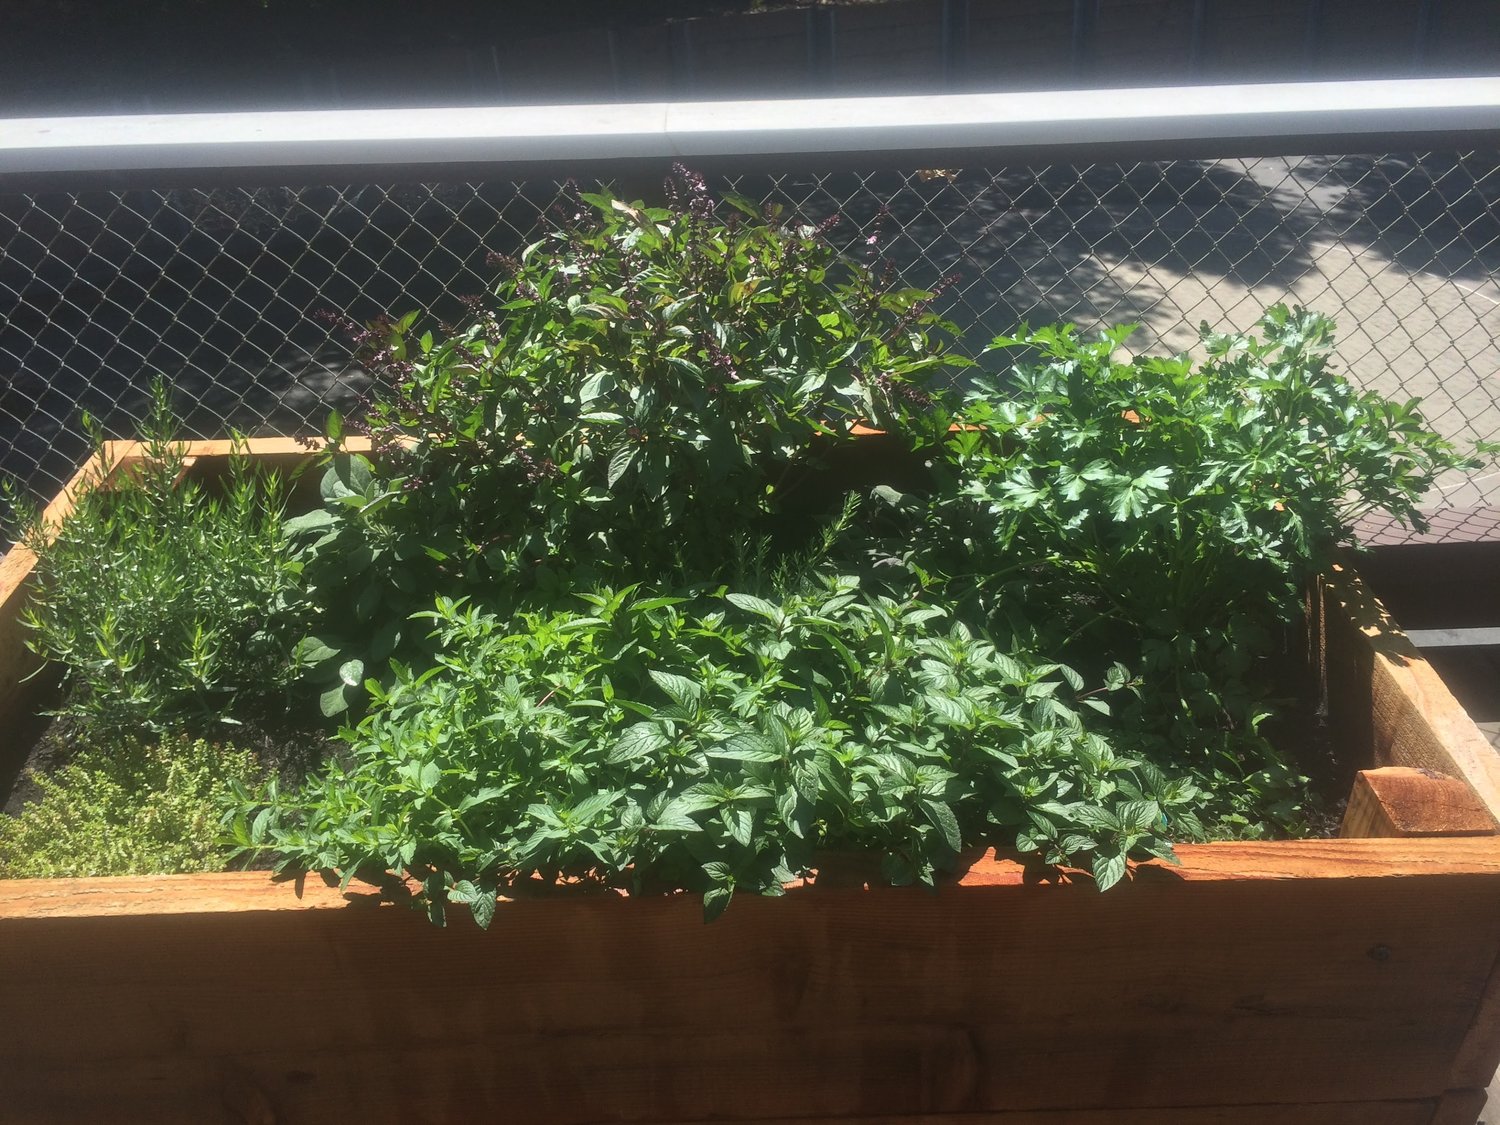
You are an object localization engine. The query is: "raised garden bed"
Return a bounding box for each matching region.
[3,438,1500,1124]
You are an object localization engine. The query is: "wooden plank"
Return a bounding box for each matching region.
[7,837,1500,920]
[1452,948,1500,1089]
[0,441,133,727]
[1429,1087,1487,1125]
[661,1109,1443,1125]
[3,840,1500,1121]
[1341,767,1499,838]
[97,451,199,492]
[0,1060,1447,1125]
[0,904,1492,1117]
[1319,565,1500,822]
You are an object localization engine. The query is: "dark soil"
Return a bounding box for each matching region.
[1261,689,1351,840]
[1258,621,1358,840]
[3,689,70,819]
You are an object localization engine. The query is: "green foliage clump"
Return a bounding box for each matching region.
[235,582,1194,925]
[8,172,1478,926]
[14,395,303,735]
[231,172,1478,926]
[0,735,258,878]
[288,169,964,715]
[891,307,1476,835]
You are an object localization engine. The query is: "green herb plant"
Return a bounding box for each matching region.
[10,174,1469,924]
[0,733,258,878]
[234,580,1193,926]
[288,167,965,714]
[892,307,1477,835]
[12,388,303,735]
[229,170,1480,926]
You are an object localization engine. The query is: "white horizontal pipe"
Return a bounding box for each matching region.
[2,77,1498,175]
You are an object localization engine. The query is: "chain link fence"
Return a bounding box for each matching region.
[3,153,1498,527]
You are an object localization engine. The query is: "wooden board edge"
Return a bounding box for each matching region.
[1452,945,1500,1090]
[6,837,1500,922]
[1429,1087,1487,1125]
[0,442,138,723]
[0,442,134,603]
[0,1057,1455,1125]
[1341,767,1500,838]
[654,1105,1443,1125]
[1321,565,1500,825]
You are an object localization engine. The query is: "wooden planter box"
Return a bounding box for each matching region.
[4,439,1500,1125]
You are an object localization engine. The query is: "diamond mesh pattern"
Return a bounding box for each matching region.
[0,181,558,496]
[3,155,1498,527]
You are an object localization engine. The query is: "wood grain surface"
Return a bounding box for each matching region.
[1341,767,1500,838]
[0,442,128,726]
[4,840,1500,1122]
[1320,564,1500,822]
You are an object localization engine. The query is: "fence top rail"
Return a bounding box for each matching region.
[2,77,1499,181]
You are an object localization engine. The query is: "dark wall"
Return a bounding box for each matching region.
[1,0,753,113]
[5,0,1499,116]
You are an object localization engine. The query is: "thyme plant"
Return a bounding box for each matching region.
[0,733,258,878]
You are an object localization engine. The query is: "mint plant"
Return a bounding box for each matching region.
[232,579,1193,926]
